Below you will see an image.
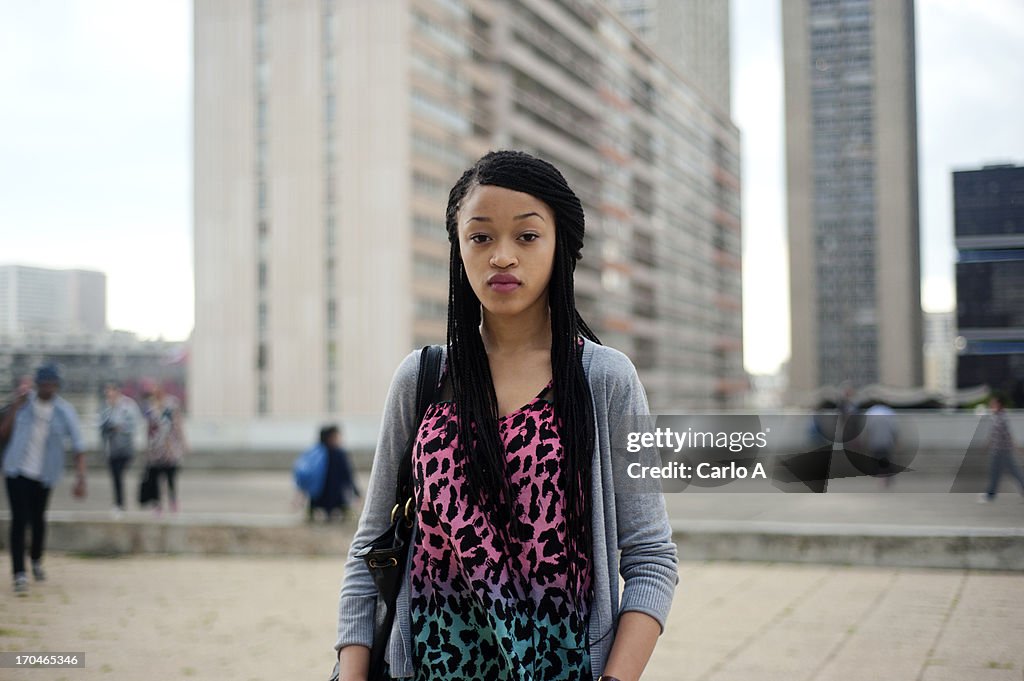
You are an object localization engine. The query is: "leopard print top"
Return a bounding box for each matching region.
[401,338,591,681]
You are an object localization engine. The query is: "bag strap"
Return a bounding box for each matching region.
[394,345,443,505]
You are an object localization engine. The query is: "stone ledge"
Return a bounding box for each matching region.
[0,514,351,557]
[3,513,1022,570]
[671,520,1024,571]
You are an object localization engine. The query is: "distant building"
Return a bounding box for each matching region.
[954,163,1024,403]
[0,330,186,418]
[606,0,731,113]
[923,310,955,395]
[192,0,743,420]
[0,265,106,335]
[782,0,923,397]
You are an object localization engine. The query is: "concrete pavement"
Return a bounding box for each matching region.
[1,469,1023,680]
[0,554,1021,681]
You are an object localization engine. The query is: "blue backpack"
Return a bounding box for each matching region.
[293,444,327,498]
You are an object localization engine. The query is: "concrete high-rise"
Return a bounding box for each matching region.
[607,0,732,114]
[192,0,742,421]
[0,265,106,336]
[783,0,922,396]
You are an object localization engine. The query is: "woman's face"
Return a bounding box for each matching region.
[457,184,557,319]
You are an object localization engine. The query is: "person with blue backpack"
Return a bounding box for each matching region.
[295,425,359,522]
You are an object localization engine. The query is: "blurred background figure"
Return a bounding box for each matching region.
[0,376,32,455]
[142,380,188,515]
[864,403,899,489]
[99,382,141,517]
[835,382,859,445]
[1,364,86,595]
[294,425,358,523]
[977,392,1024,504]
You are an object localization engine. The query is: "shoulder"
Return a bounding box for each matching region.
[388,344,447,395]
[54,397,78,417]
[582,338,639,388]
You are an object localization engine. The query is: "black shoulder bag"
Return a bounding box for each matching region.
[330,344,443,681]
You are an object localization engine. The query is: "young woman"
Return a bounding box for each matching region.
[336,150,678,681]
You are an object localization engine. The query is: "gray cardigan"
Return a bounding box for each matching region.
[335,337,679,679]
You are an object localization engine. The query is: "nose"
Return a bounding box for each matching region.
[490,248,517,269]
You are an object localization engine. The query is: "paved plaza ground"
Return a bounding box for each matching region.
[2,466,1022,680]
[1,553,1022,681]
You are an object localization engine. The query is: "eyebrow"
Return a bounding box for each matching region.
[465,212,546,223]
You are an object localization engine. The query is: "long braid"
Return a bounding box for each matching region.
[444,150,602,611]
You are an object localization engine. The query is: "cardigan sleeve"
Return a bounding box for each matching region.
[335,348,421,653]
[609,356,679,634]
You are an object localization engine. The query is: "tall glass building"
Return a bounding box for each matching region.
[954,164,1024,403]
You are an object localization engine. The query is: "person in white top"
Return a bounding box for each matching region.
[99,383,141,514]
[0,364,86,595]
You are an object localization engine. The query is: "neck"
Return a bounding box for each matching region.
[479,303,552,355]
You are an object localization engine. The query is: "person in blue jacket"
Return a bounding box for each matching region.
[308,425,359,522]
[1,364,86,595]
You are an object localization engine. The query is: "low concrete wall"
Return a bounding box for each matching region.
[672,521,1024,571]
[0,512,351,557]
[3,513,1022,570]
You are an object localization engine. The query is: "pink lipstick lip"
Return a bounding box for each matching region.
[487,274,521,291]
[489,281,520,292]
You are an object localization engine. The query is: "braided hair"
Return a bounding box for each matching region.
[444,149,601,609]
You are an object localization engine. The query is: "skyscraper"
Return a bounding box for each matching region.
[783,0,922,396]
[192,0,742,420]
[953,163,1024,402]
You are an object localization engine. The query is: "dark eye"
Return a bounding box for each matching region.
[469,234,490,244]
[521,233,539,242]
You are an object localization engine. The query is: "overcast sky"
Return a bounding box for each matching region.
[1,0,1022,376]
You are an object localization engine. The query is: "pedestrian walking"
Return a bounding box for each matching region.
[0,364,86,595]
[977,392,1024,503]
[99,382,140,516]
[142,382,187,515]
[334,150,679,681]
[864,403,898,488]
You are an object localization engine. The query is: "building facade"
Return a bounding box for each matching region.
[606,0,731,114]
[192,0,742,420]
[0,265,106,336]
[782,0,922,397]
[954,164,1024,404]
